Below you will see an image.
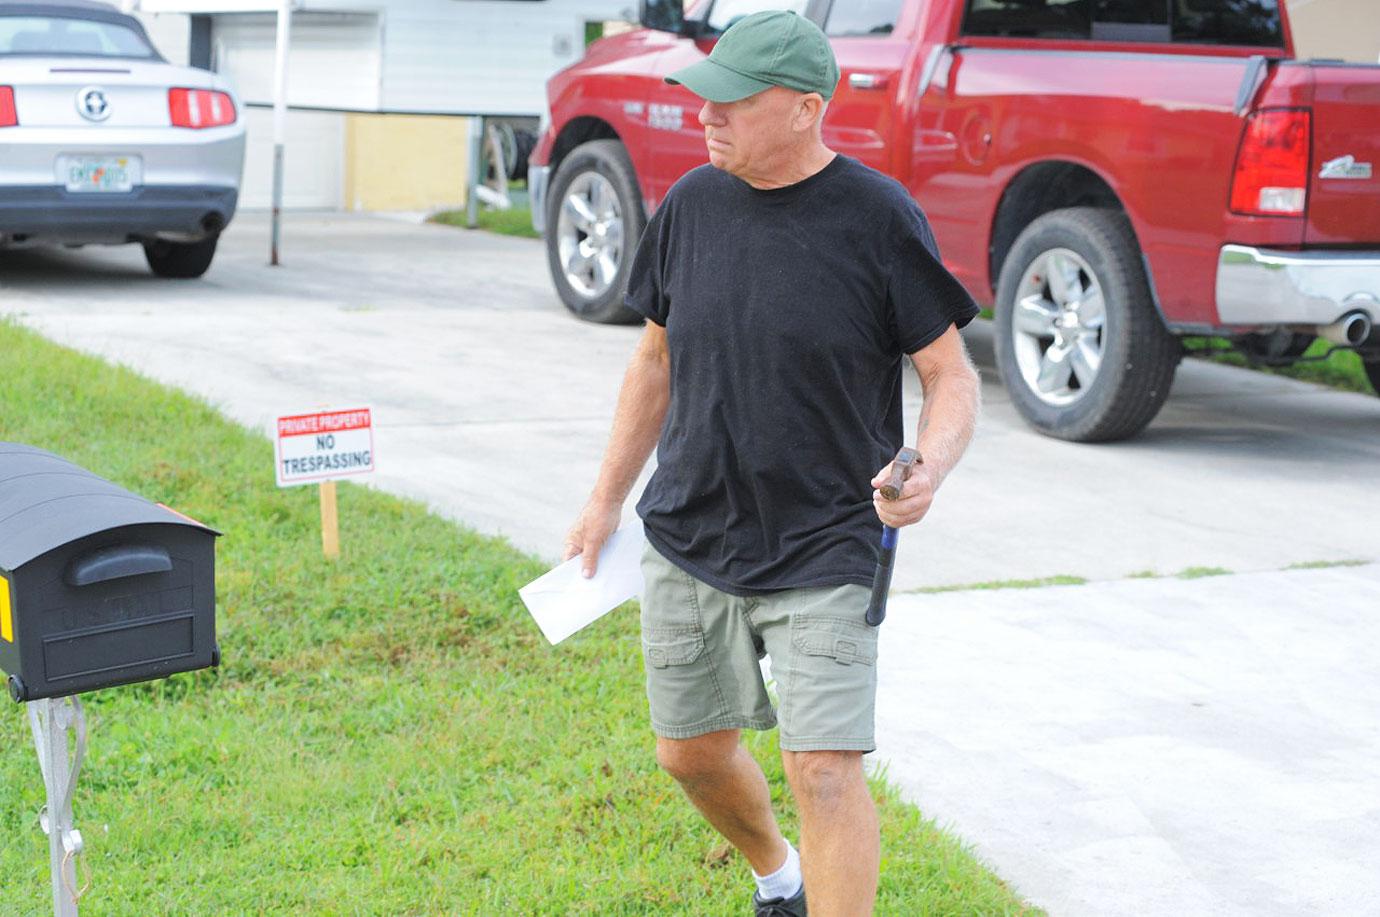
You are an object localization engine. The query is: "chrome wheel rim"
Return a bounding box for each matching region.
[1011,248,1106,406]
[555,172,623,300]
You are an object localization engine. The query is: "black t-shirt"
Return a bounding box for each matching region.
[626,154,979,596]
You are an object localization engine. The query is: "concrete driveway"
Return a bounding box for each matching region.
[4,212,1379,916]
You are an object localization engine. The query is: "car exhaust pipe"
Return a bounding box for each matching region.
[1315,311,1372,347]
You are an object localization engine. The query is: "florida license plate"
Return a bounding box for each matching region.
[58,155,141,193]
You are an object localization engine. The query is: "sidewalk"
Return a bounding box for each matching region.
[874,564,1380,916]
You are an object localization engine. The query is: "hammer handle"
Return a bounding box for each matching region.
[865,526,899,626]
[866,447,921,628]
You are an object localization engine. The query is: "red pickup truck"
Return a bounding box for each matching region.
[527,0,1380,441]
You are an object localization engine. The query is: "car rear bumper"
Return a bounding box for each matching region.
[1216,244,1380,327]
[529,164,550,237]
[0,185,238,244]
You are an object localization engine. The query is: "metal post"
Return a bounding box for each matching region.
[466,115,483,229]
[28,696,87,917]
[270,0,292,265]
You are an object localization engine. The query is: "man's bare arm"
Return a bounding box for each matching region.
[563,321,671,576]
[871,324,981,527]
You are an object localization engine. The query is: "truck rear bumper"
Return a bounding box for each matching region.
[528,164,550,238]
[1215,244,1380,328]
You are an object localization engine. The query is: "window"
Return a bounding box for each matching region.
[825,0,906,37]
[705,0,809,34]
[961,0,1091,41]
[0,16,155,58]
[962,0,1283,46]
[1091,0,1168,42]
[1172,0,1284,48]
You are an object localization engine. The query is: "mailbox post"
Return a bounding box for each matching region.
[0,443,220,915]
[29,696,88,917]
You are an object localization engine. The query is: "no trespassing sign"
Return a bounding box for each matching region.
[274,407,375,488]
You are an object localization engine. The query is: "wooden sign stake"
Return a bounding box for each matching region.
[319,480,340,559]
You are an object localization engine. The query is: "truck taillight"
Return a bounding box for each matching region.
[1230,108,1311,217]
[168,88,236,129]
[0,86,16,128]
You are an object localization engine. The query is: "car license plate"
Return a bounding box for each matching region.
[57,155,141,193]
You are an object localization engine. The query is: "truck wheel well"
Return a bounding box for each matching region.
[551,117,622,175]
[989,163,1124,296]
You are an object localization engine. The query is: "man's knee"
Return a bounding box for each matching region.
[782,749,865,806]
[656,730,740,786]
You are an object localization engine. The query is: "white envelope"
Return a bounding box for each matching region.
[519,523,646,645]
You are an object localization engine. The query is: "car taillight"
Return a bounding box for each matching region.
[168,88,236,129]
[1230,108,1311,217]
[0,86,17,128]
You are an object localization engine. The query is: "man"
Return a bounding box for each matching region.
[563,10,982,915]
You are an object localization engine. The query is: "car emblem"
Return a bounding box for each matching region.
[76,86,110,122]
[1318,154,1372,180]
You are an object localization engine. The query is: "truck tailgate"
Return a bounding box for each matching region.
[1303,62,1380,245]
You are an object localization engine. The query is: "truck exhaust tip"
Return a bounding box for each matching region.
[1316,310,1373,347]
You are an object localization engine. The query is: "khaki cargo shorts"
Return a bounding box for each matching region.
[639,542,878,753]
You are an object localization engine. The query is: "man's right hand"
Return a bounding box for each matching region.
[563,499,624,578]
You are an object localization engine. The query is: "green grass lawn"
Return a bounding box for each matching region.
[431,206,541,240]
[0,321,1038,915]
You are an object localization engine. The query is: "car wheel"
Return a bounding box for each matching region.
[993,207,1180,442]
[545,139,644,324]
[144,235,219,279]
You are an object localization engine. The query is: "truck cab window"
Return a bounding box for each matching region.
[1090,0,1168,42]
[1172,0,1283,47]
[961,0,1091,41]
[825,0,905,36]
[705,0,809,34]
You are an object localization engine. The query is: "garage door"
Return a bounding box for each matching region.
[237,107,344,210]
[211,12,380,210]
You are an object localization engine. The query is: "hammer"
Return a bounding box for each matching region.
[865,446,922,627]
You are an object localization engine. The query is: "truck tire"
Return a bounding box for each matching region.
[1364,358,1380,396]
[545,139,644,324]
[993,207,1180,442]
[144,235,219,279]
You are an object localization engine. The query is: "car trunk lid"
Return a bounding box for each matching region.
[5,58,203,129]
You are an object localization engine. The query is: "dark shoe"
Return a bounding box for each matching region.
[752,885,807,916]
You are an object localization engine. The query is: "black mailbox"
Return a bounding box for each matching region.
[0,443,220,703]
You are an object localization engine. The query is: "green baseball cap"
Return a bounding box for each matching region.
[666,10,840,103]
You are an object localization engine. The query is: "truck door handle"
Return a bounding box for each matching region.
[66,545,173,587]
[849,73,889,90]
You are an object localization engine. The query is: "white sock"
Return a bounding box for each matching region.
[753,839,803,901]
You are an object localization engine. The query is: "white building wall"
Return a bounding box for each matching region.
[368,0,632,114]
[211,12,382,109]
[135,11,192,65]
[130,0,635,115]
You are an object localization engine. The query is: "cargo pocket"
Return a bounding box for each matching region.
[642,626,726,732]
[791,617,877,666]
[781,610,879,749]
[642,627,705,669]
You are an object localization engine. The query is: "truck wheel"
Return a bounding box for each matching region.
[1364,359,1380,396]
[545,139,644,324]
[993,207,1180,442]
[144,235,219,279]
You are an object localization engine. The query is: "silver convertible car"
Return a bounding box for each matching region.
[0,0,245,277]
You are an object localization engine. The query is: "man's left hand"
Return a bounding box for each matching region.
[870,460,935,528]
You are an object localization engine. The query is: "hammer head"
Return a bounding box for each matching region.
[879,447,922,501]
